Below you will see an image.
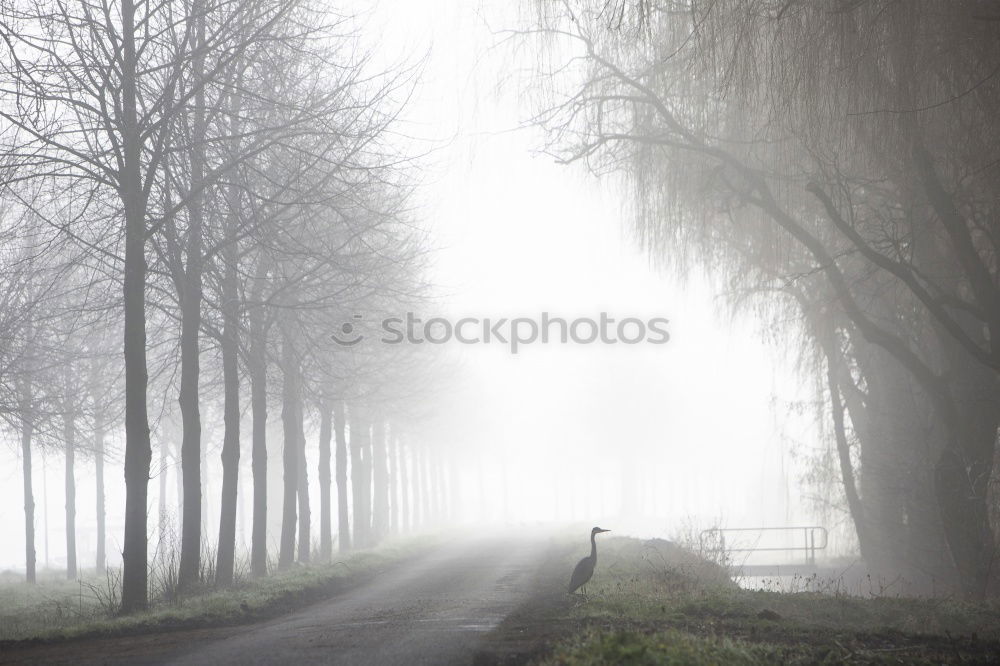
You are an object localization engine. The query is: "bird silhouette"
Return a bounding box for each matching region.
[568,526,610,594]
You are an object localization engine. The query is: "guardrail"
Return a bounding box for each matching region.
[699,526,828,565]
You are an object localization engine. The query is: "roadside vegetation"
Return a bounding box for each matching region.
[0,537,433,644]
[480,535,1000,665]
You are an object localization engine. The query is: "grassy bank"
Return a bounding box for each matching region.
[480,536,1000,665]
[0,536,434,644]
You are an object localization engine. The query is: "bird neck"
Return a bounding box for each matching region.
[590,532,597,561]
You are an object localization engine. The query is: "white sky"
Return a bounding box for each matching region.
[362,0,818,539]
[0,0,827,574]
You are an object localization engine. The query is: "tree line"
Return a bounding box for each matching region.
[0,0,443,612]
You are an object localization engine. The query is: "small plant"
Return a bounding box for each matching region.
[83,568,122,616]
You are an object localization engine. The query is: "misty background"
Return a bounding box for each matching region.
[0,0,821,574]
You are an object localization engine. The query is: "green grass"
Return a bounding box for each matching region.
[540,629,794,665]
[0,537,434,643]
[529,536,1000,664]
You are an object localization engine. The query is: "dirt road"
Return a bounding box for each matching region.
[2,534,555,665]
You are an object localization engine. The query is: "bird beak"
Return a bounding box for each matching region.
[598,529,610,533]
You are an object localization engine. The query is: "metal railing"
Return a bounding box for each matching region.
[699,526,828,565]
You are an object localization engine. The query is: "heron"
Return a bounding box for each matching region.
[568,526,610,594]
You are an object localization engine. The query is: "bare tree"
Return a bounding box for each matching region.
[0,0,212,610]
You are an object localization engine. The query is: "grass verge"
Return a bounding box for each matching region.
[0,536,435,645]
[477,535,1000,665]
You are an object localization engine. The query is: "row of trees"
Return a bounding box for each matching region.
[0,0,440,611]
[529,0,1000,598]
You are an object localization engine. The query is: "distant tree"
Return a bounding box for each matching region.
[333,400,351,552]
[317,395,333,560]
[0,247,41,583]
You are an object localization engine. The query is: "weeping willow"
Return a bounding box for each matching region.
[529,0,1000,598]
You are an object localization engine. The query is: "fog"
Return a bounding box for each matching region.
[0,0,823,574]
[1,0,998,662]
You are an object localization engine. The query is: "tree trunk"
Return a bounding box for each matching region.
[371,419,388,543]
[933,356,998,600]
[501,453,509,523]
[177,0,207,591]
[42,458,49,568]
[399,438,410,534]
[388,430,399,535]
[433,449,442,525]
[64,404,77,581]
[857,346,927,580]
[249,351,268,576]
[915,150,999,596]
[816,324,870,560]
[318,401,332,560]
[88,364,107,574]
[176,206,205,589]
[449,457,460,524]
[20,395,35,584]
[120,0,153,613]
[362,425,372,544]
[411,444,422,529]
[216,53,244,587]
[936,440,996,600]
[201,437,209,553]
[94,420,106,573]
[435,450,446,524]
[237,473,246,552]
[249,264,269,577]
[215,306,241,586]
[278,335,299,568]
[422,447,433,526]
[333,401,350,552]
[349,408,369,547]
[365,426,373,541]
[158,440,169,543]
[215,226,241,585]
[175,439,184,523]
[420,446,432,528]
[296,395,310,563]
